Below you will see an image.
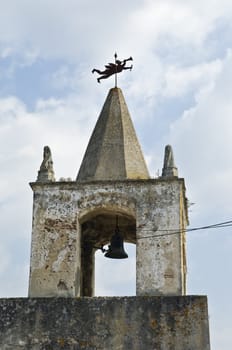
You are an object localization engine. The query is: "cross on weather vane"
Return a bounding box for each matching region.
[92,53,133,87]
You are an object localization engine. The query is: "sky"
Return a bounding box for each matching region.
[0,0,232,348]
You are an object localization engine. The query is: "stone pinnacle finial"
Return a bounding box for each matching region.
[161,145,178,178]
[37,146,55,182]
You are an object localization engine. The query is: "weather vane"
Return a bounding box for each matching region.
[92,53,133,86]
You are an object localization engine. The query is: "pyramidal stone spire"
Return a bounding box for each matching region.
[77,87,150,182]
[161,144,178,178]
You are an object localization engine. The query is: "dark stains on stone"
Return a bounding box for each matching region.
[44,218,76,232]
[57,280,68,291]
[0,296,210,350]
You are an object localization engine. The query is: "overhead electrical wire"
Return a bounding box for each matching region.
[137,220,232,239]
[95,220,232,253]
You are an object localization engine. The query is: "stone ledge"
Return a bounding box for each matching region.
[0,296,210,350]
[30,177,186,189]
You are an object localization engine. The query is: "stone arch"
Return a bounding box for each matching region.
[78,205,136,297]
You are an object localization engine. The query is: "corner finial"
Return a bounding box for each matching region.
[37,146,55,182]
[161,145,178,178]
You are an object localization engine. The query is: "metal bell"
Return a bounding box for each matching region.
[105,221,128,259]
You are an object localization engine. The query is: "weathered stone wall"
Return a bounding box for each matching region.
[29,178,188,297]
[0,296,210,350]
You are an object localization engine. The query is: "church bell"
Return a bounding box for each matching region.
[105,217,128,259]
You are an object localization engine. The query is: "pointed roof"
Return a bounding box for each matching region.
[76,87,149,182]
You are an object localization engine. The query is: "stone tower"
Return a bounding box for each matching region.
[28,87,187,298]
[0,87,210,350]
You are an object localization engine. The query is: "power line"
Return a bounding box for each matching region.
[137,220,232,239]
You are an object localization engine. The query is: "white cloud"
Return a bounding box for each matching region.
[163,59,222,98]
[169,50,232,216]
[128,2,208,49]
[0,0,230,64]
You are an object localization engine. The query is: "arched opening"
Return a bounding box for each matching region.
[80,209,136,297]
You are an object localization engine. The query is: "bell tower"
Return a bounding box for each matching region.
[28,87,188,298]
[0,86,210,350]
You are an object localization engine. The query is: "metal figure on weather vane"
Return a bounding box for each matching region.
[92,53,133,86]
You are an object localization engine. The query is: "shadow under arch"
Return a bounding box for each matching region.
[79,208,136,296]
